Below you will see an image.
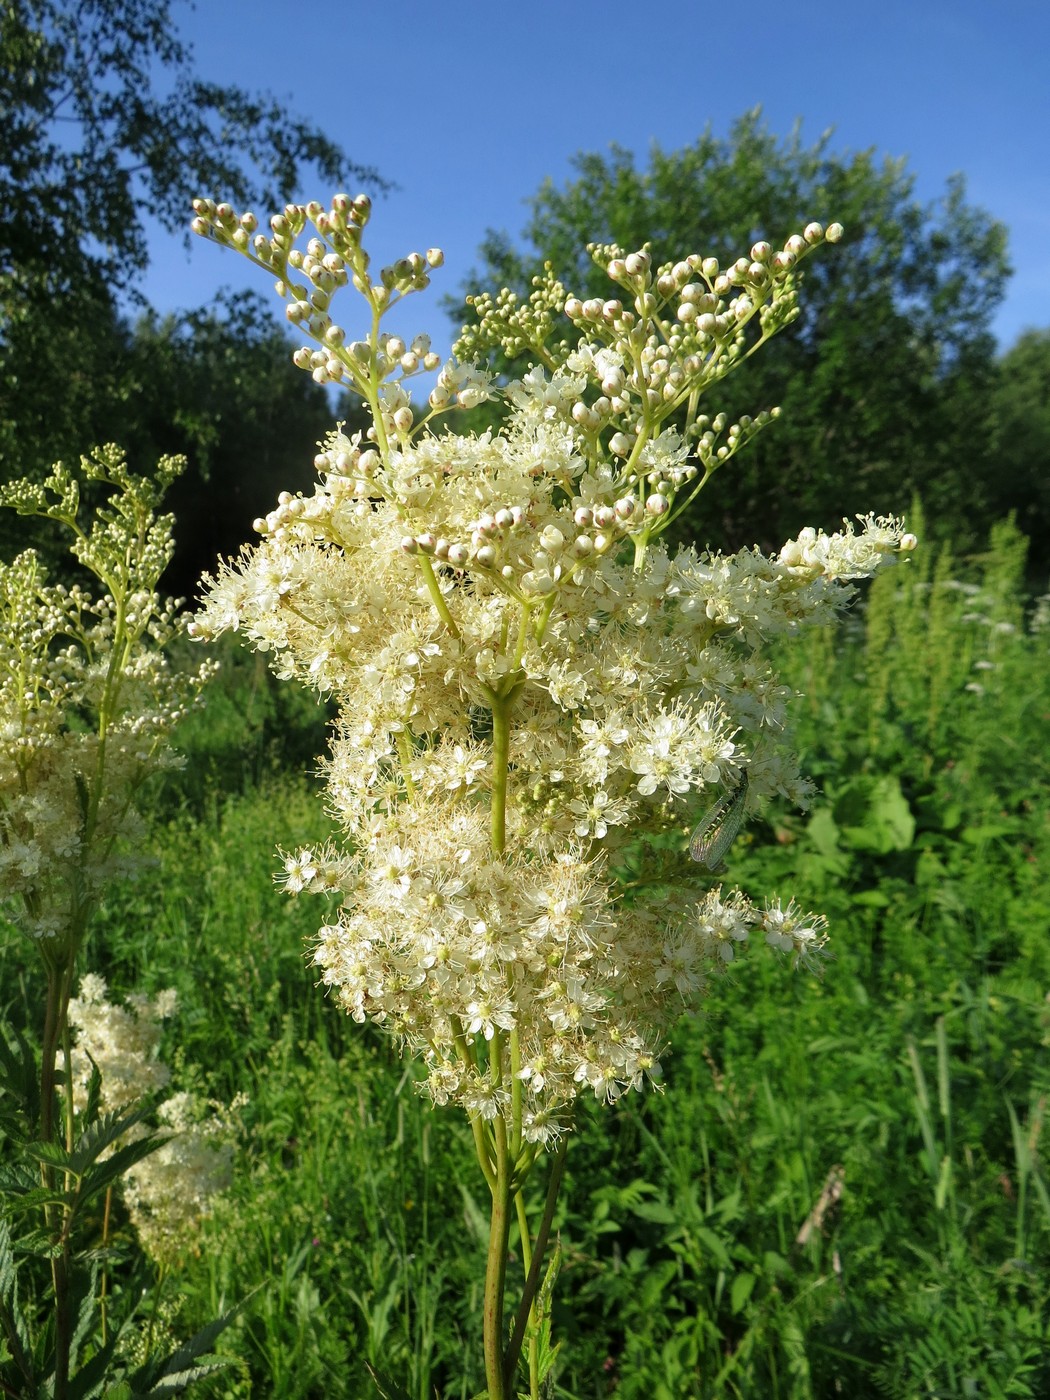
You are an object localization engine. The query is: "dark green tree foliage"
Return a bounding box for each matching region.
[989,329,1050,546]
[0,0,383,579]
[458,112,1011,556]
[0,0,382,303]
[119,293,366,598]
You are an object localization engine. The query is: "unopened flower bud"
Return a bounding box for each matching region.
[803,222,824,243]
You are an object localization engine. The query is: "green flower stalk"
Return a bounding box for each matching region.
[190,194,916,1396]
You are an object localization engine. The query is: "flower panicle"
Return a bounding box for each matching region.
[189,196,911,1137]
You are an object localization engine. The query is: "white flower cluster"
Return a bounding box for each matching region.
[64,975,240,1266]
[65,972,176,1111]
[0,448,216,943]
[191,196,915,1143]
[123,1092,240,1266]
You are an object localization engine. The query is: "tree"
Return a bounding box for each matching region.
[0,0,384,306]
[989,329,1050,554]
[456,111,1011,557]
[0,0,386,573]
[116,293,368,598]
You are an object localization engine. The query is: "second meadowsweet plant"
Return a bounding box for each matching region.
[190,192,915,1396]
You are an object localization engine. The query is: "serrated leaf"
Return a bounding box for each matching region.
[124,1293,248,1397]
[77,1135,164,1209]
[69,1105,155,1177]
[365,1363,414,1400]
[0,1216,34,1383]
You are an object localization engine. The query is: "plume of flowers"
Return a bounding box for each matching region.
[189,196,915,1147]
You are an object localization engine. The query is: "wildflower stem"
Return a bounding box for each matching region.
[417,553,460,636]
[483,1115,513,1399]
[490,697,511,856]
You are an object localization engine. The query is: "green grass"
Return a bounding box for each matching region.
[3,516,1048,1397]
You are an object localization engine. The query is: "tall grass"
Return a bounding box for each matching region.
[2,517,1047,1396]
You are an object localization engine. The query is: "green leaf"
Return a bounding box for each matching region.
[806,806,841,857]
[730,1271,757,1314]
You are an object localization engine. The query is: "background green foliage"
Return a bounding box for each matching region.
[0,0,381,588]
[3,514,1046,1398]
[453,112,1037,570]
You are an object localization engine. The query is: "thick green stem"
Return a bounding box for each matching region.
[483,1116,513,1399]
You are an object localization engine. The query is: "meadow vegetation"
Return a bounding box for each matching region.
[4,509,1045,1398]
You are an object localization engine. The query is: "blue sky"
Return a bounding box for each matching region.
[139,0,1050,361]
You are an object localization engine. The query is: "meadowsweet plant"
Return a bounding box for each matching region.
[0,448,223,1398]
[190,192,916,1397]
[64,975,241,1268]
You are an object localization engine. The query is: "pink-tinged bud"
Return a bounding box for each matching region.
[624,251,650,277]
[900,533,918,551]
[803,222,824,243]
[426,248,444,267]
[645,494,669,516]
[826,222,844,243]
[564,296,584,318]
[574,506,593,528]
[476,545,496,567]
[416,533,436,554]
[446,543,468,567]
[572,535,594,558]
